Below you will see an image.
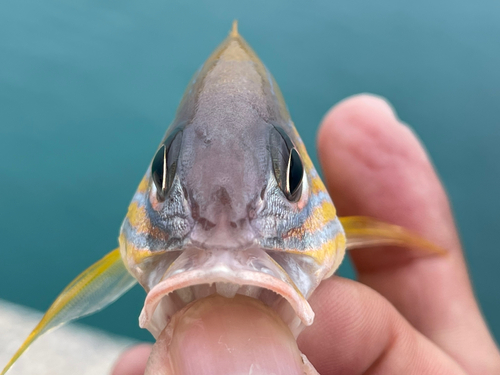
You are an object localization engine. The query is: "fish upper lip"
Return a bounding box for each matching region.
[139,247,314,338]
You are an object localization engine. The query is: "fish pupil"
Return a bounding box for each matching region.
[152,145,167,200]
[287,148,303,201]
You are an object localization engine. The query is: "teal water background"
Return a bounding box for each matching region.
[1,1,499,343]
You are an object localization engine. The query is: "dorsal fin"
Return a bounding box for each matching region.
[230,20,239,37]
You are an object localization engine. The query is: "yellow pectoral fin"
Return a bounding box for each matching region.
[340,216,446,255]
[1,248,137,375]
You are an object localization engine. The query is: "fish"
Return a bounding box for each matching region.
[1,21,445,374]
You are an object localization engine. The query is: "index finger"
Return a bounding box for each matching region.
[316,94,500,373]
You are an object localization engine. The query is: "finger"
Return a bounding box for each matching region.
[298,277,466,375]
[317,94,500,373]
[112,344,152,375]
[145,294,307,375]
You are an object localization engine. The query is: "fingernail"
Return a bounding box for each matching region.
[145,294,305,375]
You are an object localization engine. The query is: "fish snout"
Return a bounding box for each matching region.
[189,186,257,249]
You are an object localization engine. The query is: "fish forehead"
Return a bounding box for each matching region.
[176,38,274,212]
[165,32,296,220]
[171,29,291,135]
[120,28,345,292]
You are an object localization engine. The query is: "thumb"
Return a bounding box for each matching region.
[145,294,309,375]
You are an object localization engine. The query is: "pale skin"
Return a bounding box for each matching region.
[112,94,500,375]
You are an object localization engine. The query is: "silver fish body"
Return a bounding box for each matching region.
[119,24,346,338]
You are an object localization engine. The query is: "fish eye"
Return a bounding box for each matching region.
[151,129,183,201]
[270,126,304,202]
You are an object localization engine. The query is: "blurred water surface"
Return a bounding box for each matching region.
[0,0,499,343]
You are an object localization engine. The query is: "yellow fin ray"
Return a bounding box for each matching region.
[1,248,136,375]
[230,20,239,37]
[340,216,446,255]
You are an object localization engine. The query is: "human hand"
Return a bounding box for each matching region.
[112,94,500,374]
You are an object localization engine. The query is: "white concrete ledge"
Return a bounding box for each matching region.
[0,300,136,375]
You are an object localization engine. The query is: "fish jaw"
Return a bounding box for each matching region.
[139,247,315,339]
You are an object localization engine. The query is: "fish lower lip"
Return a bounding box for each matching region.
[140,247,314,338]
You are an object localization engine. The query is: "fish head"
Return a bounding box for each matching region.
[119,23,346,338]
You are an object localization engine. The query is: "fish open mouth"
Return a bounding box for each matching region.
[139,247,315,339]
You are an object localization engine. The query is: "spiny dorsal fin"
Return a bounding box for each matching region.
[230,20,239,37]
